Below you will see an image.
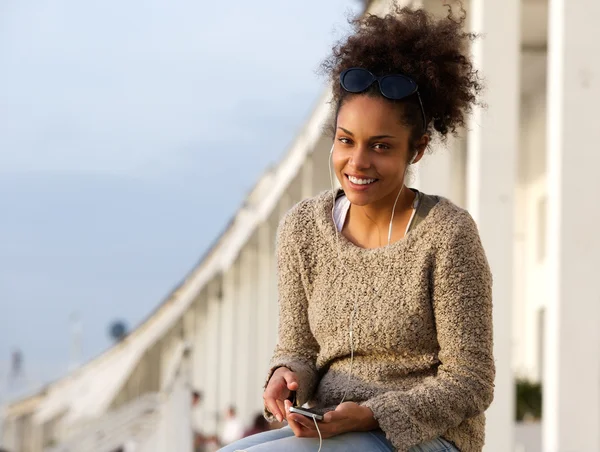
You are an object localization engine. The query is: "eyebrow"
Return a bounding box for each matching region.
[337,127,396,140]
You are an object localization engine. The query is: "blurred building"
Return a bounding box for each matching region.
[1,0,597,451]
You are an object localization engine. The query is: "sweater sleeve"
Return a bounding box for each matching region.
[263,211,320,421]
[361,211,495,451]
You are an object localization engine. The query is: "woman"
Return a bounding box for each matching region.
[220,5,493,452]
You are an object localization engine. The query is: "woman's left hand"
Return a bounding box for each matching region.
[284,400,379,439]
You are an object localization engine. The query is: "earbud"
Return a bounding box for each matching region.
[330,144,334,156]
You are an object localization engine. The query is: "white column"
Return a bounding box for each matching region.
[191,290,209,433]
[467,0,519,450]
[268,211,281,361]
[257,222,274,401]
[192,291,206,392]
[203,279,221,436]
[234,247,256,428]
[543,1,600,450]
[450,135,468,207]
[265,193,293,369]
[413,143,458,201]
[218,266,237,428]
[246,244,262,421]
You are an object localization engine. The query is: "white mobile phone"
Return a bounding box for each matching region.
[289,406,324,421]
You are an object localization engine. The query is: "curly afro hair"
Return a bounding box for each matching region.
[321,4,482,143]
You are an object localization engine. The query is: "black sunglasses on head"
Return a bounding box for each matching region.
[340,67,427,132]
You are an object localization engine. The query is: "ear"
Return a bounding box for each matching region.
[410,134,429,165]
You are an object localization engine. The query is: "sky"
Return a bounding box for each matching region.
[0,0,362,393]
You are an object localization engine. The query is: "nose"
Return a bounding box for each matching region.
[349,145,371,170]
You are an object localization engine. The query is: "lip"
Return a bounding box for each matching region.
[345,174,379,191]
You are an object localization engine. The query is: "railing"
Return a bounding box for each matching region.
[45,393,161,452]
[45,340,193,452]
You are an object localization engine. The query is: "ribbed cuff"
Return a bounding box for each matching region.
[361,397,414,452]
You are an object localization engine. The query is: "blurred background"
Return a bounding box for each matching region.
[1,0,597,451]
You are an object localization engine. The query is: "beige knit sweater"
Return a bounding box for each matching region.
[264,190,495,452]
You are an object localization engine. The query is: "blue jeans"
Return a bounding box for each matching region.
[218,426,459,451]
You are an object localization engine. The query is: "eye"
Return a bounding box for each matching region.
[372,143,390,151]
[337,137,352,145]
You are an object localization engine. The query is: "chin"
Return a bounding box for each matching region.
[343,188,378,206]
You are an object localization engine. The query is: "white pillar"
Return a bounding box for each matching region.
[192,290,210,434]
[246,244,262,422]
[543,1,600,450]
[411,155,441,196]
[257,222,274,401]
[467,0,519,450]
[218,266,237,428]
[192,291,206,392]
[413,140,464,203]
[203,279,221,436]
[268,211,281,362]
[265,193,293,371]
[234,246,258,428]
[450,135,468,208]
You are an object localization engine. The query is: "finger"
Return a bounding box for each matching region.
[264,396,283,423]
[270,403,284,423]
[286,415,304,436]
[282,398,312,430]
[283,399,293,421]
[264,377,291,421]
[322,410,342,423]
[276,399,287,420]
[288,414,317,431]
[282,370,299,391]
[287,415,318,437]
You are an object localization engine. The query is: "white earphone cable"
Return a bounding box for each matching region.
[313,416,323,452]
[387,186,404,244]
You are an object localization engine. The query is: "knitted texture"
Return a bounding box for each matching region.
[264,190,495,452]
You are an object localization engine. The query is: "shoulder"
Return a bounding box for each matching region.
[431,198,478,229]
[424,197,482,246]
[277,191,331,239]
[422,198,490,275]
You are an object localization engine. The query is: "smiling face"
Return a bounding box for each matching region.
[333,94,424,207]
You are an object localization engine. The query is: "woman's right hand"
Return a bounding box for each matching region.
[263,366,299,422]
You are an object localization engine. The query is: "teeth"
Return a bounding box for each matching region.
[348,175,376,185]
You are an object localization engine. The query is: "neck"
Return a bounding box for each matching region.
[349,185,416,235]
